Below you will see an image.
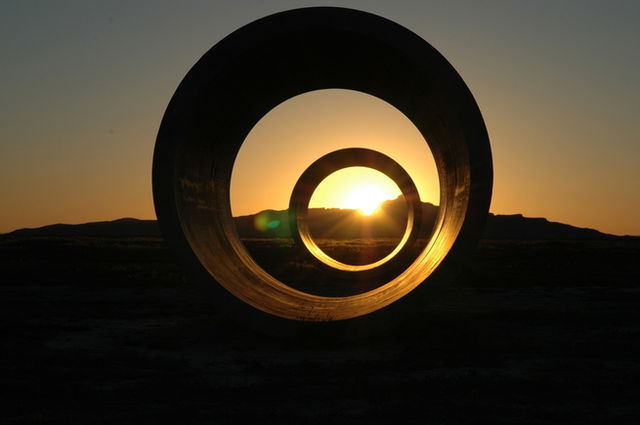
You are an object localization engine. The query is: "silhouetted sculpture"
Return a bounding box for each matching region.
[287,148,422,294]
[152,7,492,335]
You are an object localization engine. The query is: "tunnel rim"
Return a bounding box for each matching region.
[288,148,423,281]
[152,6,493,326]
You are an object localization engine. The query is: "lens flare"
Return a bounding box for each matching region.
[254,211,281,231]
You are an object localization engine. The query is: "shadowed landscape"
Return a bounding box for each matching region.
[2,214,639,424]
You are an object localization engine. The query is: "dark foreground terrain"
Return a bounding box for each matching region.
[1,236,639,424]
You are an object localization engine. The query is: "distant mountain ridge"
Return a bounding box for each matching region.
[234,197,426,239]
[4,202,634,240]
[6,218,161,238]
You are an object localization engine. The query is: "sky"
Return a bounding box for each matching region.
[230,89,440,216]
[307,166,403,216]
[1,0,638,236]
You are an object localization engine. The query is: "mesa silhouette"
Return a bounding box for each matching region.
[5,198,633,240]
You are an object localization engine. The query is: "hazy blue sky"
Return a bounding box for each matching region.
[1,1,638,235]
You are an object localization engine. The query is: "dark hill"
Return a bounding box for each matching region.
[233,199,628,240]
[235,198,436,239]
[484,213,619,240]
[4,203,633,240]
[6,218,160,238]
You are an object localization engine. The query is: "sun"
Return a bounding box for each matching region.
[309,166,402,215]
[340,184,393,215]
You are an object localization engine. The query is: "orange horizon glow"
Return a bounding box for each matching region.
[2,4,639,237]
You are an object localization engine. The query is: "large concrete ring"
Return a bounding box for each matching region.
[152,7,493,327]
[288,148,423,294]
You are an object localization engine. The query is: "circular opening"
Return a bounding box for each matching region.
[307,167,408,266]
[229,89,440,294]
[153,8,492,323]
[230,89,439,217]
[288,148,424,281]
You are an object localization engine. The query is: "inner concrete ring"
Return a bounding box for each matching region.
[152,7,492,325]
[289,148,422,278]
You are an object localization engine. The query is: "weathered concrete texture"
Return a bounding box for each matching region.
[152,7,492,333]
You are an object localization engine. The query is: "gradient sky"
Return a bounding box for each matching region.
[230,89,440,216]
[1,1,639,235]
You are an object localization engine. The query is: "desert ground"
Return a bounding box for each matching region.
[1,236,639,424]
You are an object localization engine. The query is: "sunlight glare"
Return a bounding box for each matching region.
[342,185,392,215]
[309,167,402,215]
